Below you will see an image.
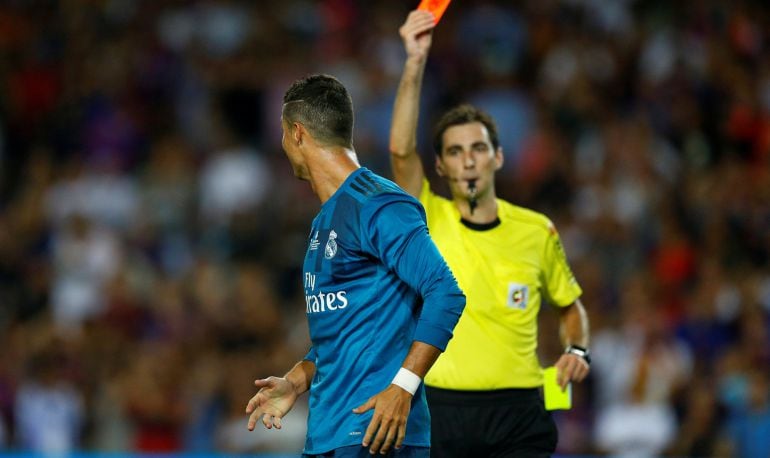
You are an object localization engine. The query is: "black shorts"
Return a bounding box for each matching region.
[303,445,430,457]
[425,386,557,458]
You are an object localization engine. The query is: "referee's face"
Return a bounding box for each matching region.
[437,122,503,200]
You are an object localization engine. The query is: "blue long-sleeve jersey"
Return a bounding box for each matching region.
[300,167,465,454]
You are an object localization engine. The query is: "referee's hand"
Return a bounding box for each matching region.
[400,9,435,62]
[353,384,412,455]
[554,353,590,391]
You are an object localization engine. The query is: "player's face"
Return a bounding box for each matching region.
[436,122,503,200]
[281,117,309,180]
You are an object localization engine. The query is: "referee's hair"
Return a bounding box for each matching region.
[283,74,354,149]
[433,104,500,156]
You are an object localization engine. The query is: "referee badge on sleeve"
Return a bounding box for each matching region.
[507,283,529,310]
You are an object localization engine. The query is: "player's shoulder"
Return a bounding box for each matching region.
[347,168,419,206]
[497,199,556,237]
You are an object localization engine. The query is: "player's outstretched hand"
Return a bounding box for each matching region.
[554,353,590,391]
[353,384,412,455]
[246,376,298,431]
[399,9,435,61]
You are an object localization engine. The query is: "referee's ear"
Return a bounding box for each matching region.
[494,147,504,171]
[435,156,446,177]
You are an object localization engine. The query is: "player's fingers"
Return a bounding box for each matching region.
[352,397,376,414]
[254,378,272,389]
[369,417,391,454]
[394,422,407,450]
[245,395,257,413]
[378,422,398,455]
[274,415,283,430]
[262,413,273,429]
[247,407,263,431]
[362,413,380,447]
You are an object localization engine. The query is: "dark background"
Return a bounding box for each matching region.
[0,0,768,456]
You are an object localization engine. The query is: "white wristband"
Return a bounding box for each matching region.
[391,368,421,395]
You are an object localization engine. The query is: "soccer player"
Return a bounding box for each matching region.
[389,11,592,457]
[245,74,465,457]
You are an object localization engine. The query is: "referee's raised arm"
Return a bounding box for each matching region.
[389,10,435,198]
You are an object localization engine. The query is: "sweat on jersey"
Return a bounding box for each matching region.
[300,167,464,454]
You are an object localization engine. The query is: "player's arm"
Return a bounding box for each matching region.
[389,10,435,198]
[554,299,590,389]
[360,197,465,349]
[356,197,465,454]
[245,354,316,431]
[354,341,442,454]
[284,358,316,395]
[364,199,464,354]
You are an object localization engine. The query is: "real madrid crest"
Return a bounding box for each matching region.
[324,230,338,259]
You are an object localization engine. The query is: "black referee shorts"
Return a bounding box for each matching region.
[425,386,557,458]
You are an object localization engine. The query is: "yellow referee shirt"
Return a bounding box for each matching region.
[420,180,582,389]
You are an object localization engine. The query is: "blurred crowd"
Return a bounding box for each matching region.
[0,0,769,456]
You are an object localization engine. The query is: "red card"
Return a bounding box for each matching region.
[418,0,452,24]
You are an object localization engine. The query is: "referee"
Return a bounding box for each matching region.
[388,10,591,457]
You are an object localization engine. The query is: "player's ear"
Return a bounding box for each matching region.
[293,122,305,146]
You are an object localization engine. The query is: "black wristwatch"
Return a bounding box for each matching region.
[565,345,591,365]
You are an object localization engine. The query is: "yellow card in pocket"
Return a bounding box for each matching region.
[543,366,572,410]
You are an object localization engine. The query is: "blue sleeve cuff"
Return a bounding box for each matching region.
[303,347,317,362]
[414,322,455,352]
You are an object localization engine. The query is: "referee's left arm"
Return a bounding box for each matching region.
[555,299,591,389]
[541,220,590,390]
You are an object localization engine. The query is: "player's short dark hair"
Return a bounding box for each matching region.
[283,74,354,148]
[433,104,499,156]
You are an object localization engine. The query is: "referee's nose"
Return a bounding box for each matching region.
[463,150,476,169]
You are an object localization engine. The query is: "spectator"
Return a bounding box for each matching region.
[0,1,768,455]
[14,347,84,453]
[726,370,770,458]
